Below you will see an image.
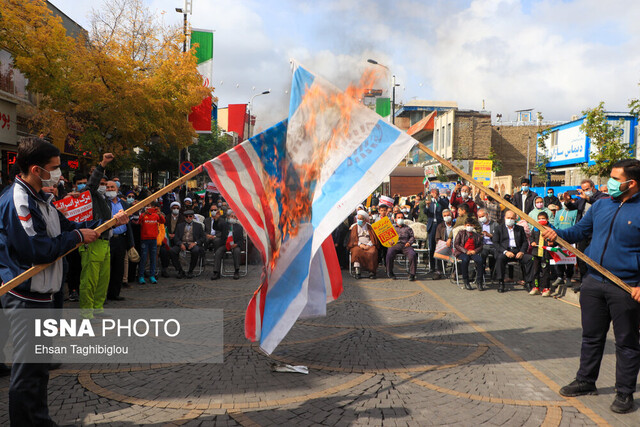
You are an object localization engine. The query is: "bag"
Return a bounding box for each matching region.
[433,239,452,261]
[128,247,140,263]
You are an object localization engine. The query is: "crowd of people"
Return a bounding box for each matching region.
[334,176,611,296]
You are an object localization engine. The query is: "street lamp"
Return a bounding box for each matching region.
[176,2,192,167]
[248,90,270,138]
[367,59,399,125]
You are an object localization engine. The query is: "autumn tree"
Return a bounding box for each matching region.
[579,102,631,181]
[0,0,210,171]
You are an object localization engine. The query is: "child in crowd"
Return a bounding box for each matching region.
[529,211,554,297]
[138,201,165,284]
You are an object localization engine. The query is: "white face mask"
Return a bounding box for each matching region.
[535,202,544,209]
[505,218,515,227]
[443,216,452,223]
[461,192,469,199]
[478,216,488,224]
[465,226,475,233]
[38,166,62,187]
[97,185,107,195]
[105,190,117,200]
[396,218,404,226]
[172,209,180,215]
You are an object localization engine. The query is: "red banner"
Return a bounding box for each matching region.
[188,95,212,133]
[53,191,93,222]
[227,104,247,141]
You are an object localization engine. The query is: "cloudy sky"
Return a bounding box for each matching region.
[50,0,640,132]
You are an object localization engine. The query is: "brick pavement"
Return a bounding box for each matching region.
[0,264,637,426]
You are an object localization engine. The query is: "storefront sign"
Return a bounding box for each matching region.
[0,99,17,145]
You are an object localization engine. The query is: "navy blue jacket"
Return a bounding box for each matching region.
[557,192,640,283]
[0,176,99,301]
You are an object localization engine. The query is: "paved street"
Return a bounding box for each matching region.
[1,265,638,426]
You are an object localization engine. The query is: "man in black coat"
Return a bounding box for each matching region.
[169,210,205,278]
[211,210,245,280]
[492,210,533,293]
[425,188,449,274]
[511,178,537,215]
[543,188,560,207]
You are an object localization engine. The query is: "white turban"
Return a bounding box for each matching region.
[357,209,369,221]
[184,197,193,203]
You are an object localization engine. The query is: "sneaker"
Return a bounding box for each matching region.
[138,277,146,284]
[149,276,157,284]
[68,290,79,302]
[541,288,551,297]
[610,392,634,414]
[529,287,541,295]
[552,277,564,286]
[559,379,598,397]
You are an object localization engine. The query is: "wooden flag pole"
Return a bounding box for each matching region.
[415,142,633,294]
[0,165,204,297]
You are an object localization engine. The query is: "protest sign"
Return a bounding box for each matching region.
[53,191,93,222]
[371,216,399,247]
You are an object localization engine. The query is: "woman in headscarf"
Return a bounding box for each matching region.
[347,210,380,279]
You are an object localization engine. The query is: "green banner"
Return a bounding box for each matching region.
[376,97,390,117]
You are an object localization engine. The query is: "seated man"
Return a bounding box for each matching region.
[453,217,485,291]
[346,210,379,279]
[432,209,455,279]
[160,201,184,277]
[492,210,534,293]
[211,210,245,280]
[477,208,498,276]
[169,210,205,278]
[385,212,418,281]
[204,204,223,252]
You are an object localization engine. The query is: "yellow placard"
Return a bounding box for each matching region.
[371,216,399,248]
[365,194,372,208]
[472,160,493,186]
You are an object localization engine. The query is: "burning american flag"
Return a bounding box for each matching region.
[204,63,416,354]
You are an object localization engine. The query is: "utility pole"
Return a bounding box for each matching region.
[176,1,192,171]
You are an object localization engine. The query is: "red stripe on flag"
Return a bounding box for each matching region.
[321,235,343,300]
[234,144,277,249]
[18,214,31,222]
[204,158,267,265]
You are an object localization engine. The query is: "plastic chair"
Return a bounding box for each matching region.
[221,234,249,277]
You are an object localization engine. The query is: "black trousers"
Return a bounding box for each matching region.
[495,248,533,283]
[532,255,551,288]
[480,244,496,275]
[107,234,128,299]
[170,244,203,273]
[457,253,484,282]
[554,263,574,280]
[576,274,640,394]
[159,245,171,270]
[1,293,54,427]
[66,248,81,293]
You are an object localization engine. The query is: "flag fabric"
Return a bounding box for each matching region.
[188,29,214,133]
[542,246,577,265]
[204,63,416,354]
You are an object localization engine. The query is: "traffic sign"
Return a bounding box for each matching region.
[180,161,195,176]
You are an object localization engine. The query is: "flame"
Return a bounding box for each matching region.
[263,67,385,271]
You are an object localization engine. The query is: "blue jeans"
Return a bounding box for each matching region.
[139,239,158,278]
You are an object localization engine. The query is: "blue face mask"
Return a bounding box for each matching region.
[76,183,86,191]
[115,181,121,188]
[127,197,135,204]
[607,178,631,198]
[521,185,529,192]
[356,219,364,226]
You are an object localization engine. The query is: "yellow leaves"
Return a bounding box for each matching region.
[1,0,212,158]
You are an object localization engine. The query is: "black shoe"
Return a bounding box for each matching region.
[0,364,11,377]
[161,269,170,278]
[432,272,442,280]
[177,270,186,279]
[108,296,125,301]
[369,272,376,279]
[210,272,220,280]
[409,275,416,281]
[559,379,598,397]
[610,392,634,414]
[525,282,532,292]
[68,290,79,302]
[122,282,130,288]
[464,280,472,290]
[186,271,195,279]
[388,273,396,280]
[233,270,240,280]
[477,282,484,291]
[497,281,505,293]
[355,272,361,279]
